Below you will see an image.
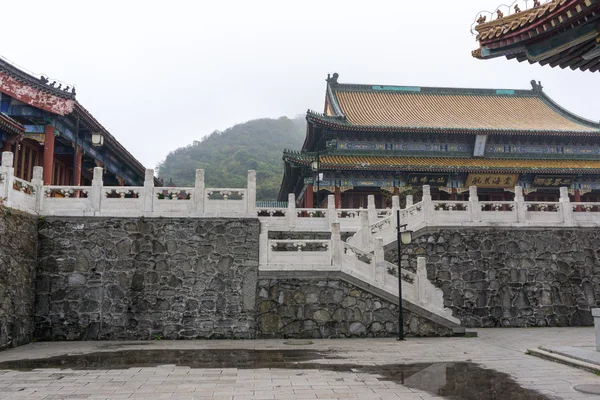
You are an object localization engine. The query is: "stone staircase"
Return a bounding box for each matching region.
[260,220,463,333]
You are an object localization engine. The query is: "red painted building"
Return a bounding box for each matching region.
[0,57,149,186]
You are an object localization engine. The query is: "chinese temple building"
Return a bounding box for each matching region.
[278,73,600,208]
[0,57,149,186]
[472,0,600,72]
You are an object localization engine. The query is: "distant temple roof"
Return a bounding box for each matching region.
[283,152,600,174]
[472,0,600,72]
[312,74,599,134]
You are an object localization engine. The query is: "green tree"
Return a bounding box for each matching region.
[157,116,305,200]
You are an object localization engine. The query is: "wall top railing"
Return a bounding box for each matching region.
[3,151,600,230]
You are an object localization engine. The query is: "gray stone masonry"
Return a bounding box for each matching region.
[35,217,259,340]
[385,228,600,328]
[256,274,453,338]
[0,206,37,350]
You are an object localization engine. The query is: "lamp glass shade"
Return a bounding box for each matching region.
[400,230,413,245]
[92,133,104,146]
[311,159,320,171]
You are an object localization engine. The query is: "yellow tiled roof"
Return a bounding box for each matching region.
[333,90,596,132]
[285,153,600,173]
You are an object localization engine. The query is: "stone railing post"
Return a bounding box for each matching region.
[142,168,154,213]
[31,166,44,211]
[247,170,257,216]
[287,193,297,228]
[360,208,370,248]
[327,194,336,226]
[367,195,377,225]
[331,222,342,267]
[416,257,428,305]
[514,186,526,222]
[406,195,413,207]
[0,152,14,204]
[374,237,385,285]
[469,186,480,222]
[259,222,268,266]
[90,167,103,213]
[193,169,205,213]
[391,195,400,230]
[422,185,434,223]
[592,309,600,352]
[559,186,572,225]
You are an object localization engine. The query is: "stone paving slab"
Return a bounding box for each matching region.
[0,328,599,399]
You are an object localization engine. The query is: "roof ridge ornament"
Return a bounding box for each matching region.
[530,80,544,92]
[326,72,339,86]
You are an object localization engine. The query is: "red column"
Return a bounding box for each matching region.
[334,186,341,208]
[393,187,399,196]
[2,140,11,152]
[305,184,314,208]
[575,189,582,212]
[74,146,82,186]
[43,126,55,185]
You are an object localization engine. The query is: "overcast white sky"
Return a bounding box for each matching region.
[2,0,599,169]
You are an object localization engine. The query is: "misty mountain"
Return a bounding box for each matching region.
[157,116,305,201]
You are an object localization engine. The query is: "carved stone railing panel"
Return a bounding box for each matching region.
[105,187,142,199]
[336,209,362,219]
[13,177,37,196]
[572,203,600,212]
[400,202,424,219]
[206,189,245,200]
[155,188,192,200]
[433,201,469,211]
[44,186,90,198]
[383,260,416,284]
[257,208,287,217]
[370,216,392,235]
[296,209,327,218]
[526,202,560,212]
[269,239,330,252]
[479,201,515,212]
[377,209,392,219]
[343,242,374,265]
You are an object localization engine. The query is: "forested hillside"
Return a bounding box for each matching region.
[157,116,305,200]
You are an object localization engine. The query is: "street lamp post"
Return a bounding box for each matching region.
[311,153,321,208]
[396,209,413,341]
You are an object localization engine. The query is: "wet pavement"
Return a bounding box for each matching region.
[0,328,598,399]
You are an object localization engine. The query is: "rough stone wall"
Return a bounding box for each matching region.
[0,207,37,350]
[256,276,453,338]
[36,218,259,340]
[385,228,600,328]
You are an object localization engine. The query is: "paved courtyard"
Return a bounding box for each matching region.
[0,328,599,400]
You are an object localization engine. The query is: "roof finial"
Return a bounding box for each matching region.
[530,80,543,92]
[326,72,339,85]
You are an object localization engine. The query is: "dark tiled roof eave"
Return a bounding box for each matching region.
[283,153,600,175]
[472,0,600,72]
[0,113,25,135]
[0,58,76,100]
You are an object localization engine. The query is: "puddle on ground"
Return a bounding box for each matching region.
[0,349,552,400]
